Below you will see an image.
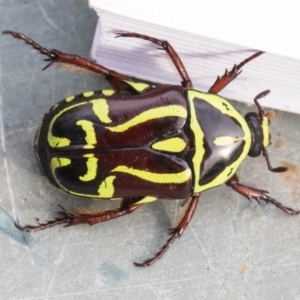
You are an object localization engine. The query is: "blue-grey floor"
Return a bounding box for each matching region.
[0,1,300,299]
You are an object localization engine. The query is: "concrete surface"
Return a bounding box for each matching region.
[0,1,300,299]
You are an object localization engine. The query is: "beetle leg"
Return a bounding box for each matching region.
[15,198,142,232]
[134,193,199,267]
[226,174,300,215]
[2,30,132,91]
[208,51,264,94]
[116,32,193,89]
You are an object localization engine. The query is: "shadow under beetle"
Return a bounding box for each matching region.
[3,30,299,266]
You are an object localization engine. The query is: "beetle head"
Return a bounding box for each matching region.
[245,90,287,173]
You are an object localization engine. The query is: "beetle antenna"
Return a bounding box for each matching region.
[254,89,270,118]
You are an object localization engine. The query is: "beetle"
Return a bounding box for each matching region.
[3,30,299,267]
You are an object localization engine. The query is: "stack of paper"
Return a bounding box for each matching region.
[89,0,300,114]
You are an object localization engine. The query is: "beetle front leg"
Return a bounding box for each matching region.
[116,32,193,89]
[15,198,142,232]
[2,30,132,91]
[208,51,264,94]
[226,174,300,215]
[134,193,199,267]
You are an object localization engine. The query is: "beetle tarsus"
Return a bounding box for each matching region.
[14,217,71,232]
[261,196,300,215]
[134,194,199,267]
[2,30,56,59]
[134,229,180,267]
[13,205,78,232]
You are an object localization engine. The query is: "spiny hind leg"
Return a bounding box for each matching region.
[226,174,300,215]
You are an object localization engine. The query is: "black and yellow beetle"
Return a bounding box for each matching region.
[3,30,299,266]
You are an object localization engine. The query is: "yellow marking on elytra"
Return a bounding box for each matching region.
[102,89,115,96]
[83,91,94,97]
[214,136,241,146]
[98,175,116,198]
[76,120,97,146]
[135,196,157,204]
[48,132,70,148]
[48,102,89,148]
[112,165,191,184]
[49,155,113,198]
[152,137,186,153]
[187,90,252,192]
[124,80,150,92]
[79,156,98,182]
[262,116,270,147]
[108,105,187,133]
[51,157,71,172]
[91,99,112,124]
[48,99,111,149]
[83,145,95,149]
[65,95,75,102]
